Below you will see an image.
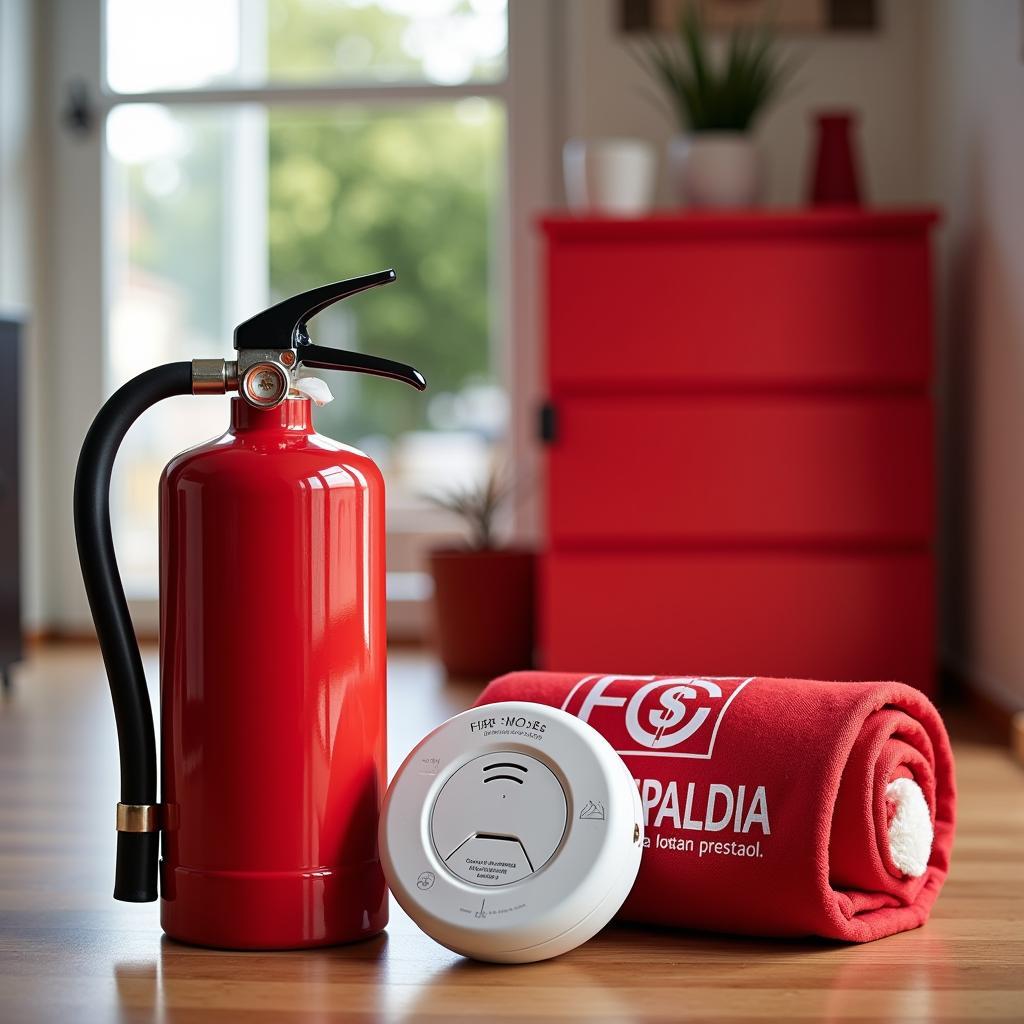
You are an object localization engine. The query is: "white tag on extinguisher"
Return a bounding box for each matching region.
[290,374,334,406]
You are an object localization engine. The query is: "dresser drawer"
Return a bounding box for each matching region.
[547,394,933,544]
[546,231,932,388]
[540,550,935,692]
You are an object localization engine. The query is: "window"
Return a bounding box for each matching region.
[103,0,510,613]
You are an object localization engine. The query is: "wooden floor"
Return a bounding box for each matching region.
[0,648,1021,1023]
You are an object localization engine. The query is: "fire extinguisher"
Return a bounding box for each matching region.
[74,270,426,949]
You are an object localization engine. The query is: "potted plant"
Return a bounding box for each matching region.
[638,6,789,207]
[425,466,535,679]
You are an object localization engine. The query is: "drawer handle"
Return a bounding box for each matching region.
[539,401,558,444]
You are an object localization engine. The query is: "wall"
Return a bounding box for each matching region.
[559,0,927,206]
[924,0,1024,711]
[0,0,44,630]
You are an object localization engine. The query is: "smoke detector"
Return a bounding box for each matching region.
[379,701,643,963]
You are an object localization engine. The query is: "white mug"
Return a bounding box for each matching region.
[563,137,657,216]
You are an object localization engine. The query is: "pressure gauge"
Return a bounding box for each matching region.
[379,701,644,963]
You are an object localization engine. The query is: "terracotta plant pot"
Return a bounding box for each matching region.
[428,547,536,680]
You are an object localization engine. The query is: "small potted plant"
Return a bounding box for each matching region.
[638,6,789,207]
[425,466,535,679]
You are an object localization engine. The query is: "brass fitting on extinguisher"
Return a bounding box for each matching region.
[116,802,161,833]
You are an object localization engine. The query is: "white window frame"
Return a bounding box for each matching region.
[42,0,556,634]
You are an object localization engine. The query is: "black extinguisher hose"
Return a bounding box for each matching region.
[73,361,192,902]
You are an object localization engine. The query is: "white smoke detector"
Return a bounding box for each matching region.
[379,701,644,963]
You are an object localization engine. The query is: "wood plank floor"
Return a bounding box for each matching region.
[0,647,1021,1023]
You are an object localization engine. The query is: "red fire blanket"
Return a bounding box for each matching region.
[475,673,955,942]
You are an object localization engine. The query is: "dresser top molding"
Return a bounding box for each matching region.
[540,208,941,242]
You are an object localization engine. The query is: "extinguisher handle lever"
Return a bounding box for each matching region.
[232,268,426,392]
[298,344,426,391]
[234,269,397,351]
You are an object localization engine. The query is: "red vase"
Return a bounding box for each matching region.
[809,111,862,205]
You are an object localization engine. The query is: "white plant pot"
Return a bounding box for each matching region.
[563,137,657,216]
[668,133,762,208]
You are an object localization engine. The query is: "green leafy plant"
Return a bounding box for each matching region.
[637,5,789,133]
[424,464,511,551]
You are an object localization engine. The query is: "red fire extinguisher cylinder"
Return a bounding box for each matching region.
[73,271,426,949]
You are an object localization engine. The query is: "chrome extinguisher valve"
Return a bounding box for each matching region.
[193,351,299,409]
[236,349,297,409]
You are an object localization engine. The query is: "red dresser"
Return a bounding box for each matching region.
[538,210,938,693]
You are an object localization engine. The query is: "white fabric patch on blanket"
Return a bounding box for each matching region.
[886,777,934,878]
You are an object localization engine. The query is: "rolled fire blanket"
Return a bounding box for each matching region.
[474,673,955,942]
